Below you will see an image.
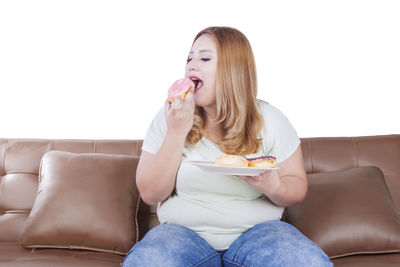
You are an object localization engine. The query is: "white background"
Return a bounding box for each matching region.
[0,0,399,140]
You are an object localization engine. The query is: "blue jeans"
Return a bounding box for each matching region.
[122,220,333,267]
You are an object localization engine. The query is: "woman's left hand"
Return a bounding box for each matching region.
[236,146,308,207]
[236,169,282,196]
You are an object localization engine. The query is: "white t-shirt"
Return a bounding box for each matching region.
[141,100,301,250]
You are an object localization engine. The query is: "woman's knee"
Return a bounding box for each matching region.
[122,224,221,267]
[269,221,332,266]
[223,220,332,267]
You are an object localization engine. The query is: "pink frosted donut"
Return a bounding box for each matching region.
[168,78,195,104]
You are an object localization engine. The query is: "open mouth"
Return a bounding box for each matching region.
[189,76,204,92]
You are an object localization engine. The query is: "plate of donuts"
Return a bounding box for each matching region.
[187,155,279,176]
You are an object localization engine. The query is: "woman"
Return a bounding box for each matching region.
[123,26,332,267]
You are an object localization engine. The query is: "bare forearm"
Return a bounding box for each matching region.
[137,132,185,205]
[266,176,308,207]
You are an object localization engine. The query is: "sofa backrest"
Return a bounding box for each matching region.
[0,135,399,242]
[0,139,143,242]
[299,135,400,215]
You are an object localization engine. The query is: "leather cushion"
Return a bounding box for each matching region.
[284,166,400,258]
[20,151,140,255]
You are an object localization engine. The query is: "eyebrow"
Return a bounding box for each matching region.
[189,49,214,55]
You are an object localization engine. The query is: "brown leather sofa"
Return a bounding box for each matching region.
[1,135,399,266]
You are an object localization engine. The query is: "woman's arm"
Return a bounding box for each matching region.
[136,133,186,206]
[237,145,308,207]
[136,90,195,206]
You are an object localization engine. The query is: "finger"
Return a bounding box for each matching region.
[183,90,195,110]
[235,175,250,181]
[258,169,275,179]
[186,88,194,100]
[165,99,171,113]
[185,89,195,103]
[171,101,183,110]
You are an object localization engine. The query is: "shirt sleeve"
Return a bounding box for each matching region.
[261,102,301,164]
[141,107,168,154]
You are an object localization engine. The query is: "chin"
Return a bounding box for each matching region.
[194,101,216,110]
[193,95,207,107]
[193,90,215,107]
[193,98,204,107]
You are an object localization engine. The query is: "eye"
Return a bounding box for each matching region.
[186,58,192,63]
[201,58,210,61]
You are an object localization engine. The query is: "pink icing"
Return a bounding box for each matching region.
[247,156,276,162]
[168,78,195,98]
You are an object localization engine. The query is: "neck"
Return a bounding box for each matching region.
[202,104,218,123]
[201,104,224,143]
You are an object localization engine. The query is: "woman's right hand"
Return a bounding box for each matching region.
[165,89,195,139]
[137,90,195,205]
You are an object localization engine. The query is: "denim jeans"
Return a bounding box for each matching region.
[122,220,333,267]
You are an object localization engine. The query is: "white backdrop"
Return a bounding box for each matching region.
[0,0,399,139]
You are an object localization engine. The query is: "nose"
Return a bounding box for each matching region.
[187,59,199,72]
[188,65,198,71]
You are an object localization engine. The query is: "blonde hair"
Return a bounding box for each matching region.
[186,26,263,156]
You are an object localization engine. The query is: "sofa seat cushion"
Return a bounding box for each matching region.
[331,253,400,267]
[284,166,400,258]
[20,151,140,255]
[0,241,124,267]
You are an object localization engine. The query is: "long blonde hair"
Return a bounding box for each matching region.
[186,27,263,156]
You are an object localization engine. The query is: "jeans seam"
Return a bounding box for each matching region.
[192,253,220,267]
[223,258,248,267]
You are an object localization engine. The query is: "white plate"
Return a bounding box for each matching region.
[186,161,279,176]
